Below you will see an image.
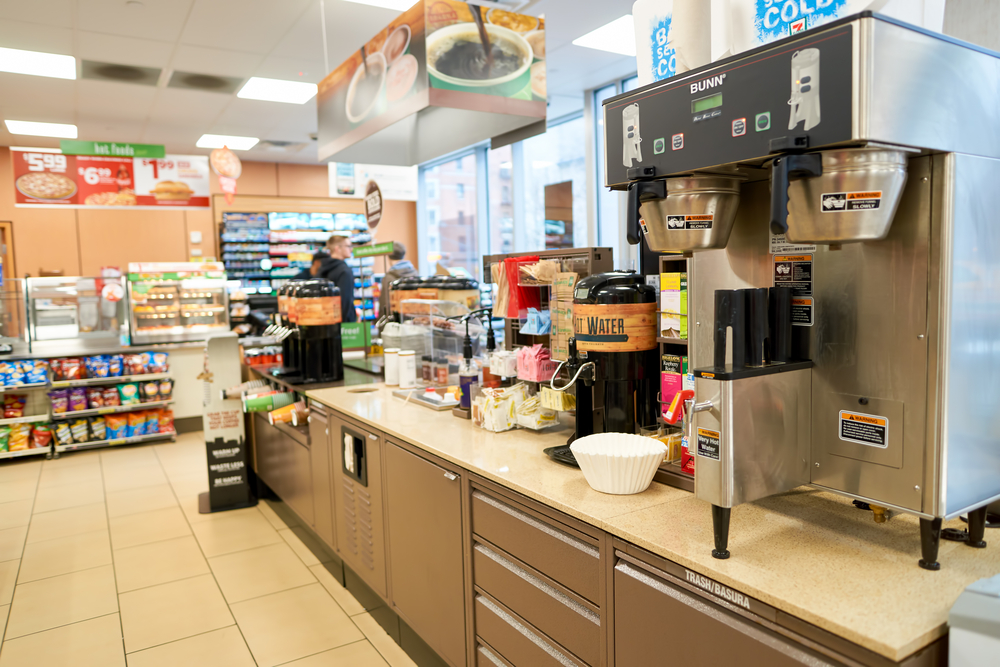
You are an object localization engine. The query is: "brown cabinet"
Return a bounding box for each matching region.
[384,441,467,667]
[329,413,387,597]
[253,413,314,526]
[475,594,586,667]
[307,401,335,549]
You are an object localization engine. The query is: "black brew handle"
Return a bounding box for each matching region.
[626,179,667,246]
[769,153,822,235]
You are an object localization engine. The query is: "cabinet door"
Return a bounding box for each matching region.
[331,415,387,597]
[615,560,823,667]
[254,414,314,526]
[385,441,466,667]
[308,403,335,548]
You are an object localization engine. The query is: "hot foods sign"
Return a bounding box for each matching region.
[12,149,210,208]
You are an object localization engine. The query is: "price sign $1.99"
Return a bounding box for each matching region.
[23,153,68,173]
[139,159,175,179]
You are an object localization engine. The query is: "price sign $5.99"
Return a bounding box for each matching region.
[23,153,68,172]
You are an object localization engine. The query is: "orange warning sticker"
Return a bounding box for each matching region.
[839,410,888,448]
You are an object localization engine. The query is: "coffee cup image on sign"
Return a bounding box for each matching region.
[788,48,820,131]
[622,103,642,167]
[822,194,847,210]
[666,215,684,229]
[346,51,387,124]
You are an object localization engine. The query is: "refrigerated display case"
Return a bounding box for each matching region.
[127,262,230,344]
[0,280,30,356]
[26,276,128,354]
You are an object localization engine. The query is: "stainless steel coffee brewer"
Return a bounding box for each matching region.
[604,12,1000,569]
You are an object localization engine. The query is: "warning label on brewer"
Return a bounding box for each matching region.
[773,254,814,326]
[667,214,713,230]
[839,411,888,448]
[821,191,882,212]
[697,427,721,460]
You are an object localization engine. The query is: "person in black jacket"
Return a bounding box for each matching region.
[292,250,329,280]
[318,235,357,323]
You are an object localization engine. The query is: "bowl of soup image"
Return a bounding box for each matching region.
[426,23,533,98]
[345,51,388,124]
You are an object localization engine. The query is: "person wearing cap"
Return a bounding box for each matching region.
[378,242,419,318]
[318,234,358,323]
[293,250,330,280]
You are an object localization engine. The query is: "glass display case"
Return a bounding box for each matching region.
[0,279,30,355]
[27,276,128,354]
[127,262,230,344]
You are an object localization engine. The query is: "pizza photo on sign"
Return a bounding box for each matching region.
[16,172,76,201]
[13,151,79,204]
[210,147,242,179]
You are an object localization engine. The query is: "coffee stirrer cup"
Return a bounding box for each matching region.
[470,5,493,77]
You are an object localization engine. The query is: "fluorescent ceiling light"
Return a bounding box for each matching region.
[572,15,636,57]
[4,120,78,139]
[0,47,75,79]
[197,134,259,151]
[238,77,318,104]
[342,0,414,10]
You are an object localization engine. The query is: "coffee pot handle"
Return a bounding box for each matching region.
[769,153,822,235]
[626,179,667,245]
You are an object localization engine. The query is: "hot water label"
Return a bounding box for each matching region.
[773,254,814,326]
[821,190,882,212]
[572,302,657,352]
[838,411,888,448]
[666,214,713,230]
[696,427,721,461]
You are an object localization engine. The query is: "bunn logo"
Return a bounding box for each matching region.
[690,73,726,94]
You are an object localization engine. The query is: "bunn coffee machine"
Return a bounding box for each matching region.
[604,12,1000,570]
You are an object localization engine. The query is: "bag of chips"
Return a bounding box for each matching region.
[31,424,53,449]
[9,424,30,451]
[54,422,73,446]
[124,355,145,376]
[4,395,26,419]
[127,411,146,437]
[86,387,104,409]
[69,419,90,443]
[139,352,153,372]
[49,358,63,381]
[69,388,88,412]
[158,409,175,434]
[89,416,106,441]
[141,381,159,403]
[158,379,173,401]
[62,358,84,380]
[108,354,123,377]
[103,387,121,407]
[5,363,26,386]
[118,383,140,405]
[24,361,47,385]
[48,389,69,414]
[145,409,160,434]
[0,425,10,452]
[149,352,169,373]
[105,414,127,439]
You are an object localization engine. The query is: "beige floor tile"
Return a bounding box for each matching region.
[109,506,190,550]
[0,479,37,505]
[190,510,282,558]
[353,613,418,667]
[257,501,288,530]
[114,535,209,593]
[125,625,254,667]
[231,583,363,667]
[169,477,208,498]
[44,450,101,467]
[102,464,169,494]
[18,529,112,583]
[309,564,366,617]
[0,525,28,562]
[179,494,261,525]
[0,612,125,667]
[37,461,103,489]
[106,484,177,518]
[32,480,104,514]
[101,447,160,469]
[26,502,107,544]
[0,461,41,483]
[0,603,7,635]
[0,560,17,606]
[0,500,33,531]
[282,640,390,666]
[209,542,315,603]
[119,573,233,653]
[4,565,118,639]
[278,528,321,567]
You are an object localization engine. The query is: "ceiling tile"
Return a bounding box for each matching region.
[0,19,73,54]
[145,87,232,126]
[254,55,326,83]
[0,74,76,121]
[76,118,148,142]
[169,44,262,78]
[0,0,74,28]
[75,79,158,121]
[180,0,312,54]
[77,0,195,42]
[76,31,175,69]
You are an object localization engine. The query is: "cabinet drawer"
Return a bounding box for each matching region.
[476,644,512,667]
[474,544,599,666]
[475,595,586,667]
[472,491,600,604]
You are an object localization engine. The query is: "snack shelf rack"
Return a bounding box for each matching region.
[54,430,175,455]
[0,447,49,460]
[50,373,171,389]
[0,382,50,393]
[52,400,174,421]
[0,414,51,426]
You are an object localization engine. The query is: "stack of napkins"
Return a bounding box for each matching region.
[472,383,530,433]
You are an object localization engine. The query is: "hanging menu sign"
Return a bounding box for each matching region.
[60,140,165,158]
[12,149,210,209]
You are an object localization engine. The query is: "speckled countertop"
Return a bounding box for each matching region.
[307,383,1000,662]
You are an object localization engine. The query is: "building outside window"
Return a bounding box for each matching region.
[488,144,514,255]
[421,154,479,279]
[520,115,587,251]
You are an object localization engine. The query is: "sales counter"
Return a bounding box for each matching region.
[242,380,996,667]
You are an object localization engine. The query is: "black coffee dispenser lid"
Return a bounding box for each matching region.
[573,271,656,305]
[296,279,339,298]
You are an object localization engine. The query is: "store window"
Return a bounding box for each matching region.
[422,154,479,279]
[488,144,514,255]
[521,115,587,250]
[594,84,621,258]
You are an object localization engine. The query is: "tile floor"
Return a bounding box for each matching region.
[0,431,417,667]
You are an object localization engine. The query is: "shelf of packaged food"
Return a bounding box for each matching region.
[54,430,176,454]
[0,447,49,460]
[50,372,171,389]
[0,382,50,393]
[657,337,688,346]
[0,414,51,426]
[52,400,173,421]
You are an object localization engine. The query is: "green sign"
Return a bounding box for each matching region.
[352,242,394,258]
[60,140,166,158]
[341,322,371,349]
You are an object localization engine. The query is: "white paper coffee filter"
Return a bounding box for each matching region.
[571,432,666,495]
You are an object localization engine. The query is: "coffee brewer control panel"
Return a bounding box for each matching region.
[603,22,855,188]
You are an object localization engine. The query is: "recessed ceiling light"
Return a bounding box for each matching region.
[342,0,414,11]
[196,134,260,151]
[572,15,636,57]
[238,77,318,104]
[4,120,78,139]
[0,47,76,80]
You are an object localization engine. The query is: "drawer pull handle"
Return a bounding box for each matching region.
[443,471,459,481]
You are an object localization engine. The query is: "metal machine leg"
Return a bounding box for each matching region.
[918,517,942,571]
[967,507,989,549]
[712,505,731,560]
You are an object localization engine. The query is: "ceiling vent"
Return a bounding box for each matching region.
[81,60,161,86]
[254,140,308,153]
[167,71,244,94]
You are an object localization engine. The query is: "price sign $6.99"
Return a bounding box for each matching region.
[23,153,68,172]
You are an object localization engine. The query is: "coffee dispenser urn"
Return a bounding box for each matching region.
[294,280,344,384]
[603,12,1000,569]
